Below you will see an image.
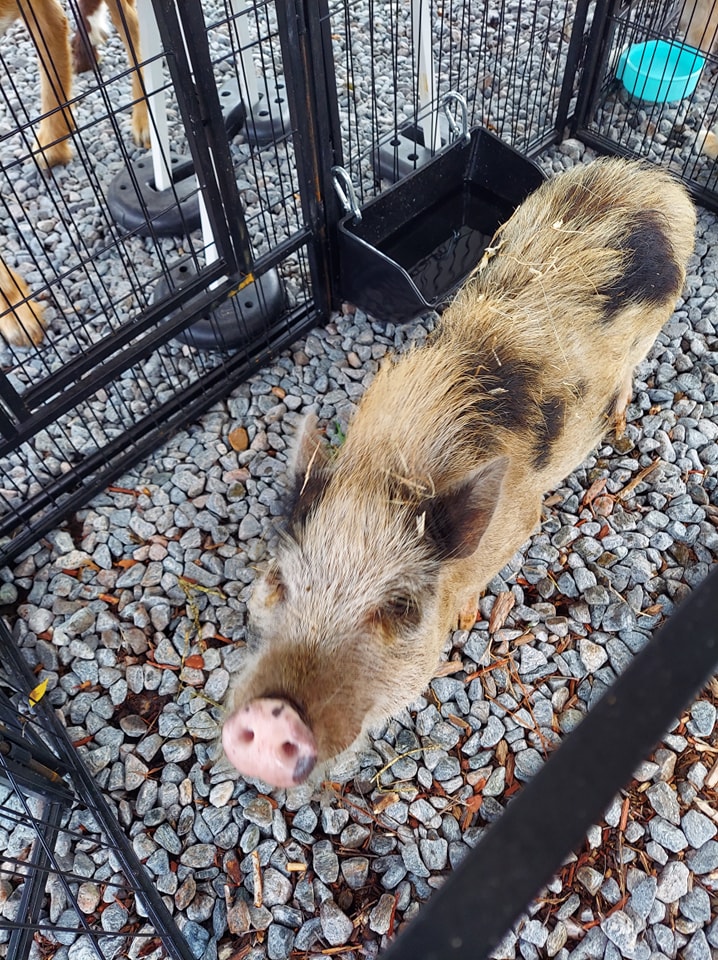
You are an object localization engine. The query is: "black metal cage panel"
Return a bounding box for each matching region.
[574,0,718,209]
[0,0,327,568]
[323,0,586,207]
[0,617,194,960]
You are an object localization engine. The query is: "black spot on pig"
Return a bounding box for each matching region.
[558,170,610,224]
[532,396,565,468]
[477,354,542,432]
[271,704,284,717]
[600,211,682,320]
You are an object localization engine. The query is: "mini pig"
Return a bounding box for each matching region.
[222,158,696,787]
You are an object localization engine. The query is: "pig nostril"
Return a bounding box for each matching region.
[280,741,299,760]
[238,728,255,744]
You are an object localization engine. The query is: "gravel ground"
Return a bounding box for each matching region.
[0,3,717,960]
[3,134,718,960]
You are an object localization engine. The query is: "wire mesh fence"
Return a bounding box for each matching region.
[574,0,718,209]
[323,0,585,206]
[0,616,195,960]
[0,0,326,569]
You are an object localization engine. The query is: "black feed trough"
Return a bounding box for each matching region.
[337,126,545,324]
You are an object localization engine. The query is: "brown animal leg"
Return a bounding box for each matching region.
[71,0,105,74]
[19,0,74,166]
[0,261,46,347]
[106,0,150,147]
[614,368,634,438]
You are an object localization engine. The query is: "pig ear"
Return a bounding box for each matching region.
[286,414,332,526]
[422,456,509,560]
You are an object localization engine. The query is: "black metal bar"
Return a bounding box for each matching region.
[274,0,344,319]
[301,0,347,308]
[380,565,718,960]
[570,0,616,136]
[6,798,65,960]
[553,0,593,135]
[152,0,251,275]
[0,372,28,429]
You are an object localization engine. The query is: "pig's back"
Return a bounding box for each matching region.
[434,158,695,485]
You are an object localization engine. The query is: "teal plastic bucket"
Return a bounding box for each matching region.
[617,39,705,103]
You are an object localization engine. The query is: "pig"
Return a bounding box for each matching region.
[222,158,696,788]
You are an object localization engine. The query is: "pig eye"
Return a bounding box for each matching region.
[367,594,422,636]
[383,595,421,627]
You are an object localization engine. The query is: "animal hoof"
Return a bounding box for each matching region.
[457,602,478,631]
[35,128,74,168]
[614,408,627,439]
[699,129,718,160]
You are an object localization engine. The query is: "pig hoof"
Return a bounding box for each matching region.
[222,698,317,788]
[457,602,478,631]
[614,409,627,439]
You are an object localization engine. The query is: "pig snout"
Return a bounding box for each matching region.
[222,698,317,787]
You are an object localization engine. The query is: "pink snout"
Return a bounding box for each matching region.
[222,698,318,788]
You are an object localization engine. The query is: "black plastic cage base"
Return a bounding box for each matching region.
[374,120,450,183]
[218,74,290,146]
[107,154,202,237]
[153,259,286,351]
[338,126,545,324]
[106,86,246,237]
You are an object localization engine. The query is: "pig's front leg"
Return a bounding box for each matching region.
[451,494,543,631]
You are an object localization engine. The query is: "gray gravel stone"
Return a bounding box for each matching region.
[267,924,295,960]
[629,876,657,920]
[262,868,292,907]
[480,715,505,748]
[681,809,717,848]
[514,748,544,781]
[577,638,607,672]
[520,919,548,948]
[180,844,216,869]
[419,837,448,871]
[576,866,603,896]
[646,781,681,824]
[294,917,322,951]
[319,900,353,946]
[685,839,718,874]
[656,860,690,903]
[680,887,712,924]
[321,806,350,835]
[687,700,716,737]
[369,893,396,935]
[648,816,688,852]
[312,840,339,884]
[601,910,637,953]
[341,857,369,889]
[683,930,713,960]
